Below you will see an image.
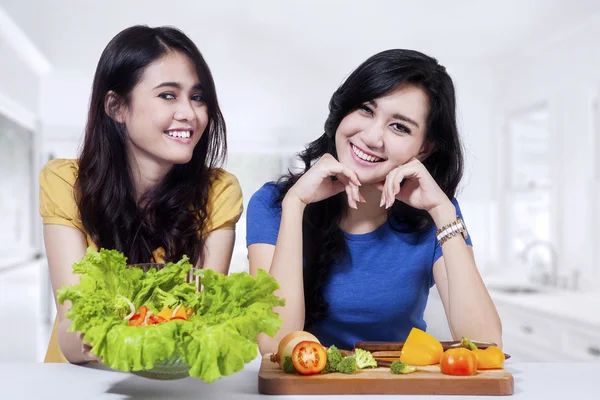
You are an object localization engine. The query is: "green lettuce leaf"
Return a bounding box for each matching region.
[56,247,284,383]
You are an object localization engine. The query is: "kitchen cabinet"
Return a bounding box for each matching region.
[494,298,600,362]
[424,288,600,362]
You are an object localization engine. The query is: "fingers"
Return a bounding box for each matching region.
[322,158,361,187]
[320,156,363,209]
[379,165,409,209]
[345,184,358,209]
[387,168,404,209]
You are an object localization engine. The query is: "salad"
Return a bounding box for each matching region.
[57,247,285,383]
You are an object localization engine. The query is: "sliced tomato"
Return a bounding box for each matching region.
[291,341,327,375]
[147,315,167,325]
[127,313,141,326]
[128,306,148,327]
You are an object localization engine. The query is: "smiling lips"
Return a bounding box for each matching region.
[164,129,194,143]
[351,143,384,164]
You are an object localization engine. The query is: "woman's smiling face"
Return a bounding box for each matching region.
[335,84,432,184]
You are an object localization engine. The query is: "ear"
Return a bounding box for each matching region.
[417,140,436,162]
[104,91,126,123]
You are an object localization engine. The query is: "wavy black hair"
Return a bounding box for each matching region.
[276,49,464,329]
[76,25,226,266]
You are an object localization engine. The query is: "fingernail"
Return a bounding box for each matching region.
[386,200,393,209]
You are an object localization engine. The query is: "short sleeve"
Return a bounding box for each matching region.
[246,182,282,247]
[433,198,473,264]
[204,169,244,232]
[39,158,84,231]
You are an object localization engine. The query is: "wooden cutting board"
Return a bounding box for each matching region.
[258,355,514,395]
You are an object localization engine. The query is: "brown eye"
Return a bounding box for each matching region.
[359,105,373,115]
[391,123,411,134]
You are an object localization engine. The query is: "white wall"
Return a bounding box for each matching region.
[0,34,41,265]
[491,16,600,290]
[450,64,495,271]
[0,35,39,114]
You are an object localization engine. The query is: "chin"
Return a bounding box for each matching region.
[165,153,194,165]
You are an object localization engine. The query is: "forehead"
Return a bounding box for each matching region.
[375,84,429,125]
[136,51,200,89]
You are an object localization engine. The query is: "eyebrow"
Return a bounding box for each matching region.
[367,100,420,128]
[153,82,203,91]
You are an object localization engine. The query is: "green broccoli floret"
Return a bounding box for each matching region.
[390,360,417,374]
[336,355,357,374]
[283,356,296,374]
[354,348,377,369]
[321,345,343,374]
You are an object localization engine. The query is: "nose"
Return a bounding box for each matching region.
[361,121,384,149]
[174,99,196,122]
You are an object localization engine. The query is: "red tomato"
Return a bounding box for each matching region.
[440,348,478,376]
[291,341,327,375]
[128,306,148,327]
[147,315,167,325]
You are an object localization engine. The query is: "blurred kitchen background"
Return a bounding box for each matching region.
[1,0,599,364]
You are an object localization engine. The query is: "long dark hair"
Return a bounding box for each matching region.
[76,25,226,266]
[277,49,464,329]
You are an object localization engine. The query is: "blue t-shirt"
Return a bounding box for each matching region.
[246,182,472,350]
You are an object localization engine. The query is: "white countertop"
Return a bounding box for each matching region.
[480,273,600,330]
[2,357,599,400]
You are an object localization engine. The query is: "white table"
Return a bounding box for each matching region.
[2,356,598,399]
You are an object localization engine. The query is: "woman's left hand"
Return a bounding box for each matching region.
[375,158,450,213]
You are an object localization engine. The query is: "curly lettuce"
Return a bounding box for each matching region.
[57,247,284,382]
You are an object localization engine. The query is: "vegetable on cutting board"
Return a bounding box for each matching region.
[390,360,417,374]
[461,336,505,370]
[270,331,321,368]
[440,347,478,376]
[291,340,328,375]
[399,327,444,366]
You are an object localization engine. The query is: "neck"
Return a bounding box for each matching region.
[127,146,173,202]
[340,184,389,234]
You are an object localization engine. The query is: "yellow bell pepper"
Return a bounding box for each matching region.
[472,346,505,369]
[399,327,444,365]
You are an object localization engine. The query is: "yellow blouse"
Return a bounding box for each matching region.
[39,158,243,363]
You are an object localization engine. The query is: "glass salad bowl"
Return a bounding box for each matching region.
[122,262,200,380]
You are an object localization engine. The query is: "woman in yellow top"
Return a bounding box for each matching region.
[39,25,243,364]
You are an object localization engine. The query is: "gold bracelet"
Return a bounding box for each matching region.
[435,216,468,246]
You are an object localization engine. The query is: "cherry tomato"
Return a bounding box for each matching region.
[440,348,478,376]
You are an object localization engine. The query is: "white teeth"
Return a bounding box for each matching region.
[166,130,191,138]
[352,144,382,163]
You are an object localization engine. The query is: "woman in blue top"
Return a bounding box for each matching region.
[246,49,502,354]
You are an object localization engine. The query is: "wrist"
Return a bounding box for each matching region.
[429,200,456,228]
[282,192,307,213]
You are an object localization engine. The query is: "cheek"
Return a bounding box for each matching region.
[195,108,209,127]
[385,139,423,163]
[127,103,170,137]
